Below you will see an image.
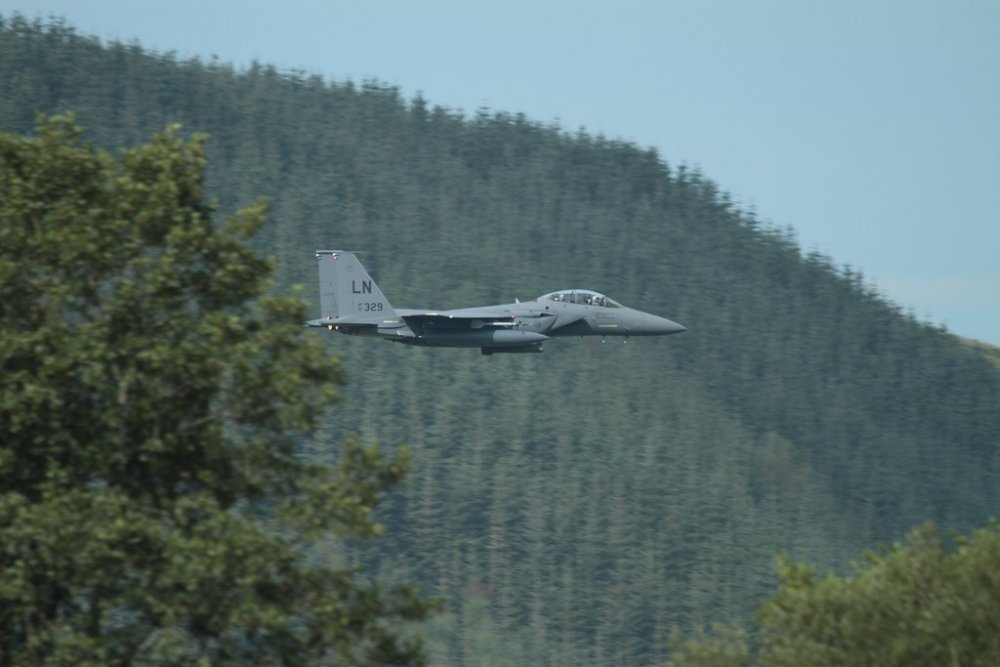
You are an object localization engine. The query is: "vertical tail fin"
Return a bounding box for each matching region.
[315,250,396,319]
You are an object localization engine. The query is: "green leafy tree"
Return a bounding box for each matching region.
[0,116,430,666]
[669,522,1000,667]
[757,521,1000,667]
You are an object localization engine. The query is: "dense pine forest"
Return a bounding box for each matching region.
[3,15,999,665]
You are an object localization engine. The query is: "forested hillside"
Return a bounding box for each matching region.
[3,16,999,666]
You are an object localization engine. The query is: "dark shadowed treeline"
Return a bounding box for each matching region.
[3,15,998,666]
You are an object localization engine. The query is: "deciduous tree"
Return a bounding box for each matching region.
[0,116,430,666]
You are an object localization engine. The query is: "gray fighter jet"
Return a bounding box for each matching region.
[306,250,686,354]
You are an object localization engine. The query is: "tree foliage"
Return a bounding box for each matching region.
[757,522,1000,667]
[669,522,1000,667]
[0,115,429,666]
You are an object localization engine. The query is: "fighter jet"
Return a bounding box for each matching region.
[306,250,686,354]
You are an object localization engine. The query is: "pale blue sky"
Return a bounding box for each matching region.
[5,0,999,344]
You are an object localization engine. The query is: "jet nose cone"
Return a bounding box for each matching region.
[626,310,687,335]
[656,316,687,335]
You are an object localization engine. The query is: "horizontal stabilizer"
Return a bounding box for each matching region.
[306,316,379,328]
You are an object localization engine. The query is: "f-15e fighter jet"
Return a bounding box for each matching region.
[307,250,686,355]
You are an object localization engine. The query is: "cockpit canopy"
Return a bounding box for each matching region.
[539,290,622,308]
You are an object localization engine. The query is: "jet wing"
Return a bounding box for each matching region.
[401,308,514,319]
[398,310,519,336]
[402,311,516,326]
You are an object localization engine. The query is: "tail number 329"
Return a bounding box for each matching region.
[358,302,384,312]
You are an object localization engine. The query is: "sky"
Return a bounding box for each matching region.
[4,0,999,345]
